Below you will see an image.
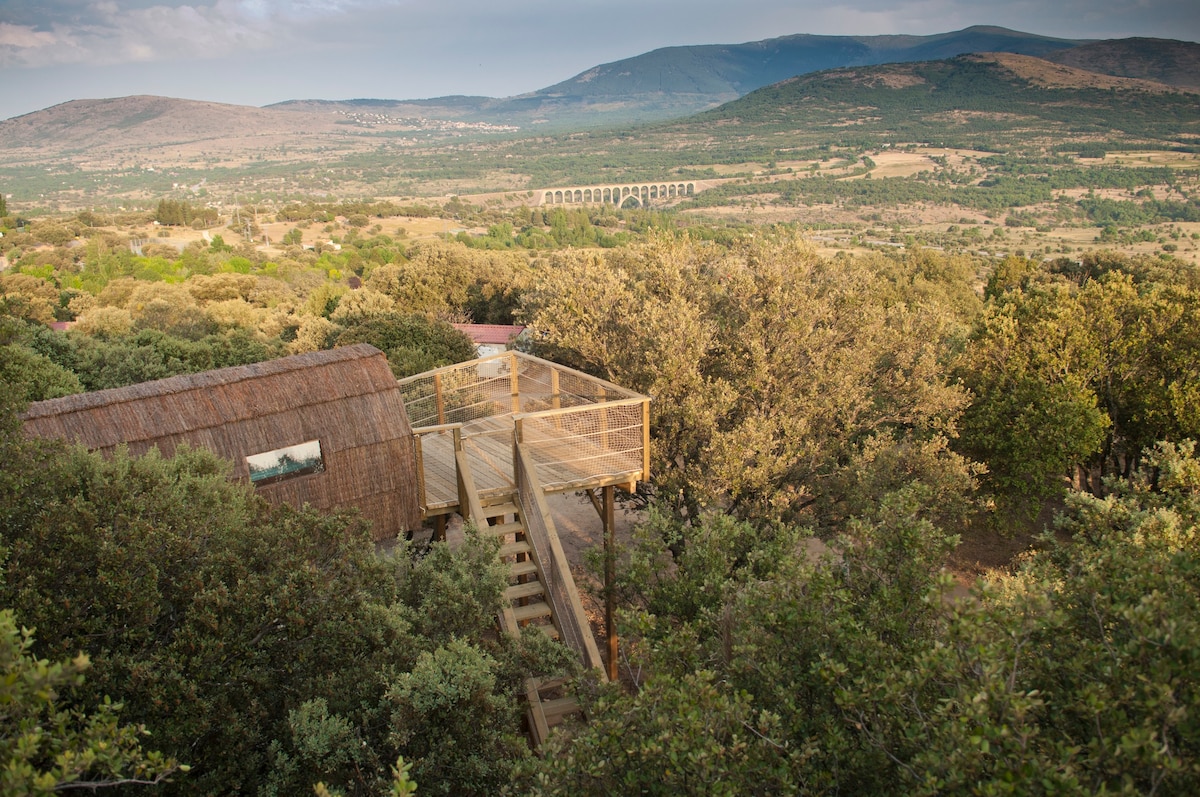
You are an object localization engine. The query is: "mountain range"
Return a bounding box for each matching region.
[268,25,1098,128]
[0,26,1196,204]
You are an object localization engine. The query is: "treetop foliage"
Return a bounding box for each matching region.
[520,232,978,526]
[526,445,1200,794]
[0,609,184,795]
[0,395,572,795]
[4,206,1200,793]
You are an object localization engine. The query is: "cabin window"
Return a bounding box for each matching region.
[247,439,325,486]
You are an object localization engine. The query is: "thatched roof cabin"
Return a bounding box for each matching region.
[21,343,421,540]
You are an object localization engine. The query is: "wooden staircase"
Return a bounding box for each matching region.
[478,497,584,744]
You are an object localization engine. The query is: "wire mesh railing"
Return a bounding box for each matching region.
[398,352,644,427]
[516,399,647,490]
[399,351,649,498]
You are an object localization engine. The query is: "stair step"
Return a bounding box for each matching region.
[482,521,524,538]
[508,559,539,579]
[513,601,553,622]
[541,696,582,723]
[483,501,519,519]
[539,624,561,641]
[506,580,547,601]
[535,675,571,692]
[498,540,532,558]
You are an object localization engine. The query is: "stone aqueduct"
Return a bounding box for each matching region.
[538,181,696,207]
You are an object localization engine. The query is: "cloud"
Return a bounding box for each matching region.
[0,0,406,68]
[0,23,59,49]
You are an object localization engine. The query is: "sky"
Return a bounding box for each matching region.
[0,0,1197,121]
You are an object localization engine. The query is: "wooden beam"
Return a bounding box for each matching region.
[585,487,603,519]
[524,677,550,746]
[410,422,464,434]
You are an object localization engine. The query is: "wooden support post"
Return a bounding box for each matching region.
[412,433,427,514]
[603,484,618,682]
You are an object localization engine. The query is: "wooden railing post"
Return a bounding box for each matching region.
[434,372,445,425]
[513,417,524,480]
[598,386,609,450]
[412,433,427,514]
[642,398,651,481]
[510,352,521,414]
[550,368,562,431]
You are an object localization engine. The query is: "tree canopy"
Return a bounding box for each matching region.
[0,382,572,796]
[520,232,978,527]
[3,212,1199,794]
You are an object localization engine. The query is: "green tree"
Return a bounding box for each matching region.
[334,312,476,378]
[0,343,83,401]
[529,671,796,796]
[0,315,83,401]
[531,443,1200,794]
[366,242,526,324]
[0,410,553,795]
[520,232,973,525]
[960,258,1200,510]
[0,610,184,795]
[957,281,1111,506]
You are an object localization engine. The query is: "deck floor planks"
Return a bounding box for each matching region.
[415,412,642,515]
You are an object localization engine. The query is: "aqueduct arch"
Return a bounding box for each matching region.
[540,181,695,207]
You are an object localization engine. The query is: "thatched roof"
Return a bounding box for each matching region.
[22,343,421,539]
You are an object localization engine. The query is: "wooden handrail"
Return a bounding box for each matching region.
[413,422,464,434]
[454,449,488,526]
[397,350,646,401]
[642,399,651,482]
[395,349,514,384]
[513,395,646,423]
[517,444,606,675]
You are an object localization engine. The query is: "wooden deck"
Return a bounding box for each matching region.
[401,351,650,519]
[414,414,644,516]
[400,352,648,742]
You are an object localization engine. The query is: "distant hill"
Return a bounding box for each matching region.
[0,95,328,152]
[1042,38,1200,92]
[526,25,1085,106]
[680,52,1198,150]
[272,26,1090,129]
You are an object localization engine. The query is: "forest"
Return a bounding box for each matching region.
[2,161,1200,796]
